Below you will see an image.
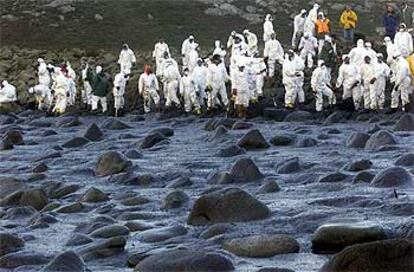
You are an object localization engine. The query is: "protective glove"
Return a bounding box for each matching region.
[369,78,377,85]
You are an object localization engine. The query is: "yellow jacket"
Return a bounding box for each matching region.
[340,10,358,29]
[407,54,414,77]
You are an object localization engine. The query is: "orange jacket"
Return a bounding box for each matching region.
[316,18,330,34]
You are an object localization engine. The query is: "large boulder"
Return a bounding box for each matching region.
[42,250,86,272]
[343,159,373,172]
[223,234,299,257]
[150,127,174,137]
[256,179,280,194]
[136,133,167,149]
[320,239,414,272]
[102,118,131,130]
[90,224,130,239]
[312,220,385,254]
[188,188,271,226]
[2,130,23,145]
[216,144,246,157]
[137,225,187,243]
[346,132,370,148]
[229,158,264,182]
[370,167,413,188]
[275,157,300,174]
[0,251,50,269]
[395,153,414,166]
[0,233,24,257]
[95,151,131,177]
[19,189,48,210]
[365,130,397,151]
[78,236,127,260]
[163,190,189,209]
[394,114,414,131]
[62,137,89,148]
[0,177,26,198]
[269,134,295,146]
[134,248,234,272]
[284,111,313,122]
[83,123,103,141]
[80,187,109,203]
[237,129,270,150]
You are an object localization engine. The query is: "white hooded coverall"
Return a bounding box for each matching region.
[52,72,69,114]
[207,62,229,108]
[394,30,414,58]
[244,31,258,56]
[29,84,52,110]
[348,39,368,74]
[187,44,199,73]
[213,41,227,61]
[373,61,391,110]
[163,62,181,107]
[312,62,336,112]
[264,38,284,77]
[81,65,93,105]
[336,62,362,110]
[299,34,318,68]
[0,81,17,104]
[232,68,250,108]
[283,55,305,107]
[153,42,170,76]
[138,72,160,113]
[263,15,275,42]
[292,11,306,47]
[391,56,412,109]
[360,61,377,109]
[180,75,200,113]
[181,38,197,68]
[305,5,319,36]
[118,46,137,75]
[66,64,77,106]
[113,72,127,111]
[192,63,208,104]
[38,60,51,87]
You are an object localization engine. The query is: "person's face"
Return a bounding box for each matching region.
[288,53,294,60]
[302,13,307,18]
[344,57,350,64]
[239,66,245,72]
[346,6,351,11]
[189,38,194,43]
[365,57,371,64]
[378,57,383,63]
[387,6,393,13]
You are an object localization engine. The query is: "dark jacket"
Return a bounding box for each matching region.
[383,13,399,38]
[92,72,109,97]
[319,43,336,69]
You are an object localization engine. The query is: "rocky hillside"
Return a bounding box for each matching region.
[1,0,385,51]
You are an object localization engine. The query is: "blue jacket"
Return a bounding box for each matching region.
[383,13,399,36]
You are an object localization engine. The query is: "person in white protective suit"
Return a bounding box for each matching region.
[311,60,336,112]
[207,54,229,109]
[394,23,414,58]
[213,40,227,62]
[250,55,267,100]
[243,29,258,56]
[113,71,128,116]
[52,68,69,114]
[138,65,160,113]
[263,14,275,42]
[229,35,248,76]
[159,52,179,98]
[37,58,50,87]
[348,39,367,74]
[65,62,77,106]
[283,50,305,108]
[180,68,201,114]
[292,9,307,48]
[373,54,391,110]
[365,42,378,63]
[232,64,250,118]
[384,36,401,72]
[305,3,320,36]
[360,56,377,110]
[391,53,412,111]
[162,59,181,108]
[118,43,136,75]
[298,32,318,68]
[187,43,200,73]
[28,84,52,110]
[336,55,362,110]
[152,39,170,76]
[81,61,93,106]
[192,58,208,106]
[181,35,197,69]
[264,33,284,77]
[0,80,17,104]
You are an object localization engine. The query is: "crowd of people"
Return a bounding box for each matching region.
[1,2,414,118]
